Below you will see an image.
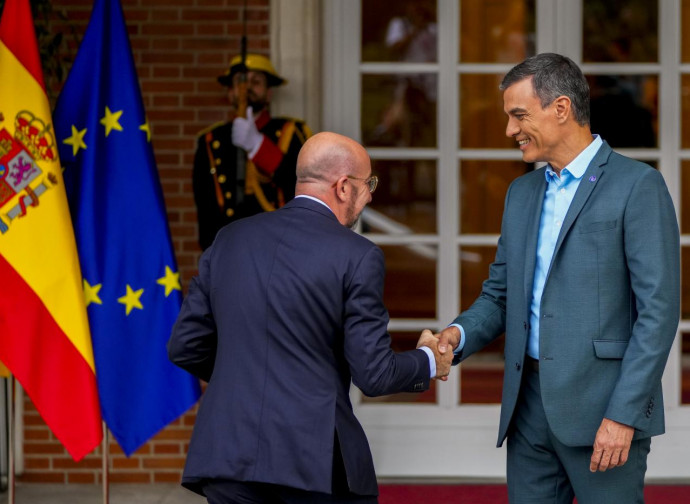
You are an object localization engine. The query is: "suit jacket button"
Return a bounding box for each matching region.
[515,362,521,371]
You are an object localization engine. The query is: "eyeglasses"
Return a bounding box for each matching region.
[346,175,378,193]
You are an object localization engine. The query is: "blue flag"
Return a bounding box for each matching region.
[53,0,200,456]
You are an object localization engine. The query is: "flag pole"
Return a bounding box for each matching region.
[8,376,15,504]
[102,422,109,504]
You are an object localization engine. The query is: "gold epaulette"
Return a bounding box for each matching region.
[277,117,312,143]
[196,120,228,138]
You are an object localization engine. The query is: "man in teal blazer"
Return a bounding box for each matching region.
[437,53,679,503]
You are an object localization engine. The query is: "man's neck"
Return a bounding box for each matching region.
[550,128,594,174]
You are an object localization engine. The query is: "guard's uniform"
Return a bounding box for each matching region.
[193,109,311,250]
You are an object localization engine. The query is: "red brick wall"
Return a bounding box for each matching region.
[19,0,270,484]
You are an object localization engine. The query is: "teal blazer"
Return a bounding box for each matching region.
[454,141,680,448]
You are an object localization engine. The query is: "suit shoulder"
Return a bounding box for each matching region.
[607,150,655,174]
[333,226,380,260]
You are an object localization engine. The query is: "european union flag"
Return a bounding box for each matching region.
[53,0,200,456]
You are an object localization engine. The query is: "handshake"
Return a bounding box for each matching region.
[416,326,462,381]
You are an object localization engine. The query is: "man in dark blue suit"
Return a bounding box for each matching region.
[169,132,452,503]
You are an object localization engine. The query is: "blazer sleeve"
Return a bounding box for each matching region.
[168,248,218,382]
[604,168,680,428]
[343,246,430,396]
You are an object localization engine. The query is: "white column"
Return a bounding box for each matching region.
[269,0,322,132]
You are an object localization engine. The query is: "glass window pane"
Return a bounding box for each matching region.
[588,75,658,148]
[360,331,437,404]
[459,0,536,63]
[362,74,437,148]
[460,336,505,404]
[460,74,514,149]
[582,0,658,63]
[459,246,503,404]
[680,333,690,404]
[361,0,437,63]
[683,247,690,320]
[460,160,529,234]
[681,75,690,149]
[382,244,436,319]
[460,246,496,311]
[363,159,436,234]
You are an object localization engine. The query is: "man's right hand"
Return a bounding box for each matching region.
[417,329,453,380]
[436,325,461,354]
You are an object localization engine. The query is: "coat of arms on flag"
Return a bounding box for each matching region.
[0,110,58,233]
[0,0,103,461]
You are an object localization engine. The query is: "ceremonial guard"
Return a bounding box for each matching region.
[193,53,312,250]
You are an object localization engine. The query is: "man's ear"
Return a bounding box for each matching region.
[554,95,571,123]
[334,176,350,203]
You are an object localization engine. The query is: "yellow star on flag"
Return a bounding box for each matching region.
[139,120,151,142]
[118,284,144,315]
[157,266,181,297]
[63,125,88,156]
[83,279,103,307]
[100,106,123,137]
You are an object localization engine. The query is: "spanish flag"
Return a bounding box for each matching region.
[0,0,102,460]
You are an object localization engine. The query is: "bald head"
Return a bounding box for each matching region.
[296,132,369,189]
[294,132,373,228]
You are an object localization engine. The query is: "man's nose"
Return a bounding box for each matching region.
[505,119,518,138]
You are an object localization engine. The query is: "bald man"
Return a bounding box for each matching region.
[169,132,452,504]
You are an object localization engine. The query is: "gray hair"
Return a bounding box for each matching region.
[500,53,590,126]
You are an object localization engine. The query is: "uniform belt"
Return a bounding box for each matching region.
[525,356,539,372]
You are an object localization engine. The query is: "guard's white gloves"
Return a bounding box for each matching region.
[232,106,264,157]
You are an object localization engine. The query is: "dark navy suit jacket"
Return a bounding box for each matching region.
[168,197,430,496]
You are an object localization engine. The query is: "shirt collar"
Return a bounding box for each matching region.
[294,194,335,214]
[545,134,603,181]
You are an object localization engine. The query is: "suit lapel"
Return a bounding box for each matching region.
[550,141,611,265]
[523,169,547,305]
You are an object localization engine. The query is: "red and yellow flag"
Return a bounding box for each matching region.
[0,0,102,460]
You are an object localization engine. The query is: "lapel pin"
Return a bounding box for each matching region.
[589,175,597,183]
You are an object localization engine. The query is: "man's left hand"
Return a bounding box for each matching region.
[589,417,634,472]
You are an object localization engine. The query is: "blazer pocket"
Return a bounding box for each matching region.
[592,339,628,359]
[579,219,618,234]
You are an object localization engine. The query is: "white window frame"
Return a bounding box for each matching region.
[320,0,689,479]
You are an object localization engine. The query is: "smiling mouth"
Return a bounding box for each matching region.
[518,139,530,146]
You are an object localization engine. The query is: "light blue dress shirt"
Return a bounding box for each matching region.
[526,135,602,358]
[454,135,603,360]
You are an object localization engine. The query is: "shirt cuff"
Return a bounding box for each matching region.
[419,346,436,378]
[449,323,466,356]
